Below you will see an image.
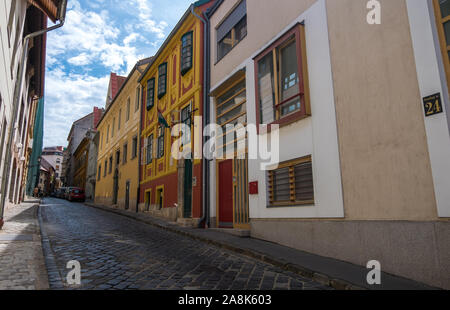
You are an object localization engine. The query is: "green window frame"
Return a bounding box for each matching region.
[147,78,155,111]
[158,63,168,99]
[181,31,193,76]
[157,126,165,158]
[146,134,153,164]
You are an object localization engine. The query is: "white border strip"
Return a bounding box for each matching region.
[406,0,450,217]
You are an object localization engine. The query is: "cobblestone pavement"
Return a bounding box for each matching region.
[40,198,330,290]
[0,200,49,290]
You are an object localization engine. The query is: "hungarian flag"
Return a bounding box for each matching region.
[157,108,170,128]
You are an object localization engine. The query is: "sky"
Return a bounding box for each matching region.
[43,0,193,147]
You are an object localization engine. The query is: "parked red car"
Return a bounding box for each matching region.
[68,188,85,202]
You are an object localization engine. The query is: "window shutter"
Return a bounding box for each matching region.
[217,0,247,42]
[294,161,314,201]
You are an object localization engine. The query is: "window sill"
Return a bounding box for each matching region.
[214,35,247,66]
[258,111,310,134]
[267,200,314,208]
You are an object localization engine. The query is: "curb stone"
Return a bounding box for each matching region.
[38,205,66,289]
[84,203,364,290]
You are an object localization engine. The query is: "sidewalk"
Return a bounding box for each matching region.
[0,197,49,290]
[86,203,439,290]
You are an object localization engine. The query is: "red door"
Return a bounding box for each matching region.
[218,160,233,228]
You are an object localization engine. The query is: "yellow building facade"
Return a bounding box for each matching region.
[138,1,213,222]
[95,58,152,210]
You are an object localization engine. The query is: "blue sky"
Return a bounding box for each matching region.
[44,0,193,147]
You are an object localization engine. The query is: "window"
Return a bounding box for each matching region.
[157,126,165,158]
[126,99,131,122]
[132,136,138,159]
[156,187,164,210]
[112,118,115,137]
[98,165,101,181]
[116,150,120,166]
[181,104,192,147]
[123,143,128,164]
[158,63,168,99]
[268,156,314,206]
[145,190,151,211]
[135,86,140,112]
[10,15,22,79]
[181,31,193,75]
[146,134,153,164]
[104,160,107,177]
[0,117,6,160]
[109,156,113,174]
[118,109,122,130]
[215,79,247,155]
[255,24,310,127]
[217,0,247,61]
[147,78,155,111]
[7,0,17,47]
[106,125,110,143]
[434,0,450,89]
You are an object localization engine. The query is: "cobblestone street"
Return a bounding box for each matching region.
[39,198,329,290]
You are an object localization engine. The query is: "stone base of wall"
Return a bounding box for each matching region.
[209,217,217,228]
[251,219,450,289]
[138,203,178,222]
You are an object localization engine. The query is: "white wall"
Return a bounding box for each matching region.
[0,0,27,203]
[406,0,450,218]
[247,0,343,219]
[208,0,344,220]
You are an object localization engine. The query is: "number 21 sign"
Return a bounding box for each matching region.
[423,93,443,117]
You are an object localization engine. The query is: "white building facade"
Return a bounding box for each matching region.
[207,0,450,289]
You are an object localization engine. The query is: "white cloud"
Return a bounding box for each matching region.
[133,0,168,39]
[67,53,93,66]
[47,1,139,71]
[44,68,110,146]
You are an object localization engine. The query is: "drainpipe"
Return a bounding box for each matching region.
[0,0,67,225]
[191,6,210,228]
[136,85,144,214]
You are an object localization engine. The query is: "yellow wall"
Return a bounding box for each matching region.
[95,64,145,209]
[140,12,203,187]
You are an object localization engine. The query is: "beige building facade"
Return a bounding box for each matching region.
[95,58,152,211]
[208,0,450,288]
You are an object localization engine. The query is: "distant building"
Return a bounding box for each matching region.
[41,146,64,188]
[38,157,55,196]
[95,59,151,210]
[73,129,99,201]
[105,72,127,109]
[63,107,104,187]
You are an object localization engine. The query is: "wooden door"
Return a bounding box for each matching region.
[218,159,233,228]
[125,181,130,210]
[183,159,192,218]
